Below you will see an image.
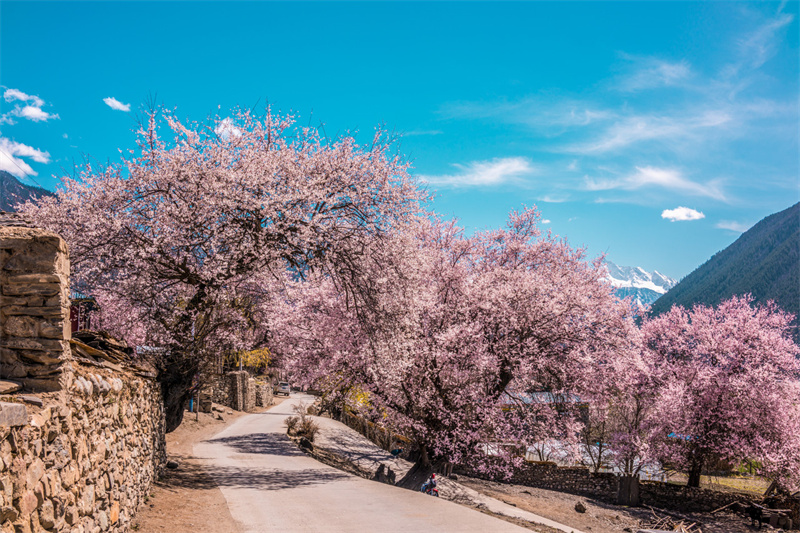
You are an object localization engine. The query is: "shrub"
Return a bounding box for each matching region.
[285,415,299,435]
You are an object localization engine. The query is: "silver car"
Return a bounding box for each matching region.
[276,382,291,396]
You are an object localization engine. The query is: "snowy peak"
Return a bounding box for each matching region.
[604,261,676,294]
[603,261,677,306]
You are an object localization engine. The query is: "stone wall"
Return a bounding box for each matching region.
[206,371,270,412]
[0,226,71,392]
[455,460,618,500]
[0,224,166,532]
[639,481,759,513]
[254,383,272,408]
[0,360,165,533]
[456,458,763,515]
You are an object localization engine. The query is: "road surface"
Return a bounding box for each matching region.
[194,395,532,533]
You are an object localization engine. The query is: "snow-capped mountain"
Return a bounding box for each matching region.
[603,261,677,307]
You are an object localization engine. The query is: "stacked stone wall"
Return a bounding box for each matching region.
[0,224,166,532]
[0,227,71,392]
[0,364,165,533]
[254,383,272,408]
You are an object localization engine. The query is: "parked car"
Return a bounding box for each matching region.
[276,382,291,396]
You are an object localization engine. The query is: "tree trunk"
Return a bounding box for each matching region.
[617,475,641,506]
[687,458,703,488]
[158,353,199,433]
[396,444,438,490]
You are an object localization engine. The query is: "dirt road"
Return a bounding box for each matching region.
[194,395,534,533]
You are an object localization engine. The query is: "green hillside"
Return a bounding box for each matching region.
[650,202,799,328]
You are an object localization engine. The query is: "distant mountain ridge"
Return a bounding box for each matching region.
[0,171,54,212]
[604,261,677,307]
[650,202,799,326]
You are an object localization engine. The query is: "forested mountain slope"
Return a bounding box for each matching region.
[650,202,799,325]
[0,171,54,212]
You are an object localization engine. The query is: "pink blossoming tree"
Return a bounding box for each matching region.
[643,296,800,489]
[269,208,637,487]
[23,109,421,431]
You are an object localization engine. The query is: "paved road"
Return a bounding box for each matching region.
[194,395,531,533]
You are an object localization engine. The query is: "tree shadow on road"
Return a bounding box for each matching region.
[159,462,351,492]
[206,432,303,456]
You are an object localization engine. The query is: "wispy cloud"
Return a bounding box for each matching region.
[103,97,130,112]
[0,138,50,177]
[716,220,751,232]
[661,206,705,222]
[418,157,534,188]
[403,130,443,137]
[585,166,726,201]
[0,88,59,124]
[739,12,794,69]
[615,56,693,92]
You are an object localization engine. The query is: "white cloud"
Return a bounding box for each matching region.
[418,157,534,187]
[585,166,726,200]
[3,88,44,107]
[0,138,50,177]
[214,117,242,141]
[0,88,58,123]
[661,206,705,222]
[541,219,551,224]
[103,97,131,112]
[62,133,68,139]
[17,106,58,122]
[716,220,751,232]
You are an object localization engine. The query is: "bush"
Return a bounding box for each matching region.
[285,415,299,435]
[298,417,320,442]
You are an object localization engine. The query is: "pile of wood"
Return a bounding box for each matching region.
[642,507,704,533]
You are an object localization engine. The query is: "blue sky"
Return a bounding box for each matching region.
[1,1,797,279]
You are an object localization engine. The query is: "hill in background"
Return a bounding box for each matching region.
[0,171,54,212]
[650,202,799,328]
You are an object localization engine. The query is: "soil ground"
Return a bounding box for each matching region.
[459,477,760,533]
[133,398,287,533]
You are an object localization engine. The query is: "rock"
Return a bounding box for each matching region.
[26,458,45,490]
[39,499,55,529]
[19,395,43,407]
[0,402,27,426]
[449,473,458,481]
[166,460,179,470]
[64,505,79,525]
[109,501,119,524]
[18,490,39,515]
[575,501,587,513]
[0,505,18,522]
[215,413,224,421]
[98,510,109,531]
[0,381,21,394]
